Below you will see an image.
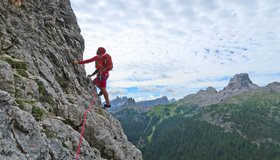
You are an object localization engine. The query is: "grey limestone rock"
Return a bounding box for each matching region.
[0,60,15,95]
[0,0,142,159]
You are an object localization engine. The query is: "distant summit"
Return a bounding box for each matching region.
[136,96,169,107]
[110,96,174,112]
[111,96,136,108]
[223,73,258,91]
[182,73,259,107]
[218,73,259,99]
[197,86,217,95]
[262,82,280,93]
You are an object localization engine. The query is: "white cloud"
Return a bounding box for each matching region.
[70,0,280,101]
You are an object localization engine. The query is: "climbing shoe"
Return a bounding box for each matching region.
[102,104,111,109]
[97,91,103,96]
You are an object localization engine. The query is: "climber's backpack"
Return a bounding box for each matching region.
[102,53,113,71]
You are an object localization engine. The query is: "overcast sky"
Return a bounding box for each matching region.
[70,0,280,101]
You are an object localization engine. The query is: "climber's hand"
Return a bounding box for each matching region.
[72,60,78,64]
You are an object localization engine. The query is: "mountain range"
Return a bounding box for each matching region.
[179,73,259,107]
[112,73,280,160]
[109,96,176,112]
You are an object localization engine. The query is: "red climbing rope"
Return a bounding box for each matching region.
[75,95,96,160]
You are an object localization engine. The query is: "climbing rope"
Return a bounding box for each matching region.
[75,94,96,160]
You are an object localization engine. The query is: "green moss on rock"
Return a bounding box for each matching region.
[35,79,55,105]
[32,106,44,121]
[16,69,29,78]
[55,74,68,91]
[15,98,25,109]
[0,55,27,70]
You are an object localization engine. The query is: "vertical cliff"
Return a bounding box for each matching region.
[0,0,142,159]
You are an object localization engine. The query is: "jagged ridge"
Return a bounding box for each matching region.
[181,73,259,107]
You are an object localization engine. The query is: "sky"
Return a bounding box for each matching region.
[70,0,280,101]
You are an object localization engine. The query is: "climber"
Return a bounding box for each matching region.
[73,47,113,109]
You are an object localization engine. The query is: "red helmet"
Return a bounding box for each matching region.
[97,47,106,55]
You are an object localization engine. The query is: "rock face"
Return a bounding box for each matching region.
[0,1,142,160]
[182,73,259,107]
[219,73,259,98]
[0,61,15,95]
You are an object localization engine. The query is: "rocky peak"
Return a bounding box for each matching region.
[125,97,136,106]
[262,82,280,93]
[223,73,258,91]
[206,86,217,93]
[182,73,260,107]
[110,96,173,112]
[136,96,169,107]
[111,96,128,108]
[197,86,217,95]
